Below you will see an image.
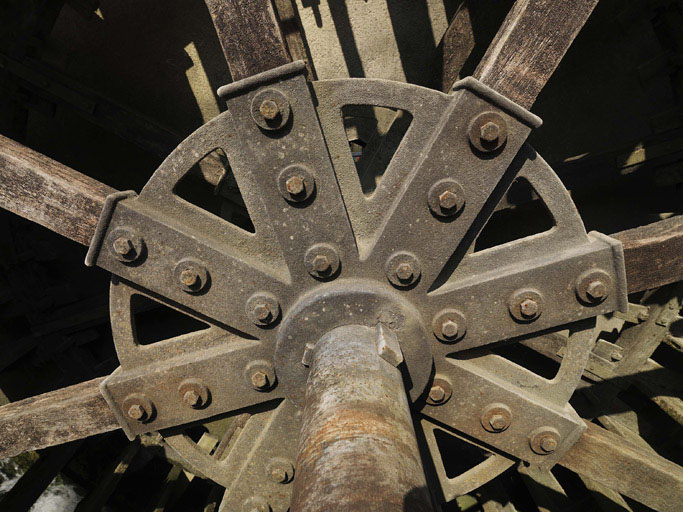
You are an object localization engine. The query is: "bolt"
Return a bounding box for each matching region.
[429,385,446,404]
[127,404,146,421]
[250,370,269,390]
[253,303,272,322]
[312,255,331,273]
[586,280,607,302]
[395,262,414,281]
[540,436,558,453]
[285,175,305,196]
[489,414,508,432]
[441,319,459,339]
[183,389,200,408]
[259,99,280,120]
[610,351,623,362]
[519,298,539,318]
[438,190,458,210]
[112,236,134,256]
[271,467,287,483]
[480,121,501,142]
[179,269,199,288]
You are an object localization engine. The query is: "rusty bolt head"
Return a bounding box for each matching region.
[259,99,280,120]
[489,414,508,432]
[586,280,607,302]
[441,319,459,339]
[438,190,458,210]
[429,385,446,403]
[250,370,269,390]
[183,389,200,408]
[285,175,305,196]
[529,427,561,455]
[481,403,512,433]
[127,404,145,421]
[179,269,199,288]
[480,121,501,143]
[253,304,272,322]
[271,467,287,483]
[426,377,452,406]
[312,255,331,273]
[540,436,558,453]
[395,262,414,281]
[519,298,539,318]
[509,289,543,322]
[266,458,294,484]
[113,236,134,256]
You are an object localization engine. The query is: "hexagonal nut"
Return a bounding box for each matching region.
[250,89,290,130]
[576,269,612,306]
[304,244,340,279]
[529,427,561,455]
[266,458,295,484]
[108,228,144,263]
[178,379,210,409]
[277,164,315,203]
[469,111,508,153]
[246,293,281,326]
[427,179,465,217]
[174,259,209,293]
[432,309,467,342]
[508,289,543,322]
[480,403,512,433]
[426,376,452,406]
[122,393,155,424]
[385,252,421,288]
[245,360,277,392]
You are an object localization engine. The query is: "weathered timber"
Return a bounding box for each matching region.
[474,0,599,109]
[273,0,316,80]
[559,421,683,512]
[0,134,114,246]
[0,377,119,459]
[613,216,683,293]
[204,0,291,81]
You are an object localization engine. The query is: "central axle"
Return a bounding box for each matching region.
[290,324,434,512]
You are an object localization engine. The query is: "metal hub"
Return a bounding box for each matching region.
[83,62,627,511]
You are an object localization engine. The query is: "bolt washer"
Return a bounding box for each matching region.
[173,259,209,293]
[304,244,340,279]
[529,427,561,455]
[385,251,421,287]
[108,228,144,263]
[432,309,467,342]
[575,269,611,305]
[250,88,291,130]
[508,288,544,322]
[277,164,316,203]
[468,111,508,152]
[480,403,512,433]
[427,179,466,217]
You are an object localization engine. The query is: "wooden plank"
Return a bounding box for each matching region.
[474,0,599,109]
[0,134,114,246]
[273,0,316,80]
[559,421,683,512]
[0,377,119,459]
[0,441,81,512]
[612,216,683,293]
[204,0,291,81]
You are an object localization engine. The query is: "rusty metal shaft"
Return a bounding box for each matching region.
[290,324,434,512]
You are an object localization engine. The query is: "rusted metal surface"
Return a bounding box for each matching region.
[290,324,433,512]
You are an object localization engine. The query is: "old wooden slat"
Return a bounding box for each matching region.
[272,0,316,80]
[0,377,119,459]
[0,441,82,512]
[0,134,114,246]
[204,0,291,81]
[474,0,599,109]
[613,216,683,293]
[559,421,683,512]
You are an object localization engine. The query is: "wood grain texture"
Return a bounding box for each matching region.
[0,377,119,459]
[0,134,114,246]
[474,0,599,109]
[613,216,683,293]
[204,0,291,81]
[559,421,683,512]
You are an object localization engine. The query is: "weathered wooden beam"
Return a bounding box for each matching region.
[474,0,599,109]
[204,0,291,81]
[559,421,683,512]
[0,377,119,459]
[612,216,683,293]
[0,134,114,246]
